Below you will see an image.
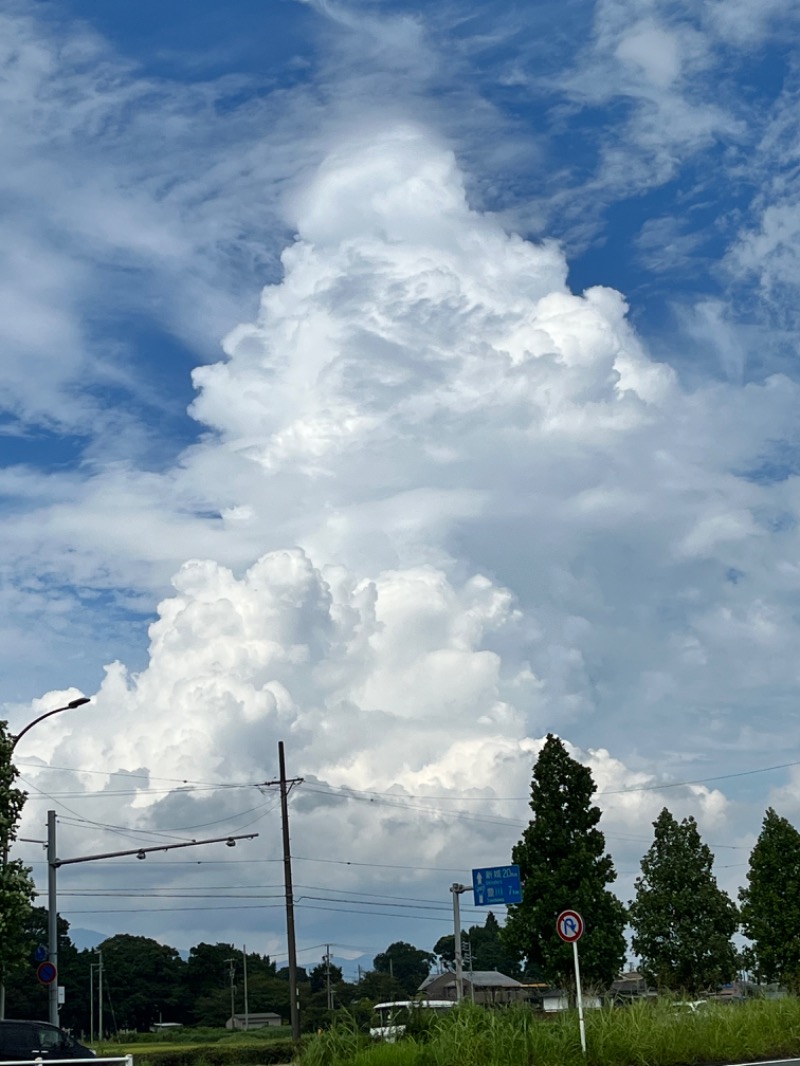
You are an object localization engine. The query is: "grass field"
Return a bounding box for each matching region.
[301,997,800,1066]
[94,1025,296,1066]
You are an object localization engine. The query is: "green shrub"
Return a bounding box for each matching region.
[114,1039,298,1066]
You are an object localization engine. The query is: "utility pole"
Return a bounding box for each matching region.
[97,950,103,1042]
[227,959,236,1028]
[325,945,333,1011]
[89,962,94,1043]
[463,936,475,1003]
[242,946,249,1031]
[450,883,469,1003]
[261,742,303,1042]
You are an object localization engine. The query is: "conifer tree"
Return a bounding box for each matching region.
[740,808,800,991]
[502,734,626,988]
[629,808,738,992]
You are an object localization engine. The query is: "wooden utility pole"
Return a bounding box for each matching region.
[263,743,303,1041]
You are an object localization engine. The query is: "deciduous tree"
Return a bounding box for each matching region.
[372,942,433,996]
[740,808,800,992]
[98,933,185,1031]
[0,721,36,1004]
[629,808,738,993]
[502,734,626,988]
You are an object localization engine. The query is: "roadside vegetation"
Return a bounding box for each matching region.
[302,998,800,1066]
[95,1025,297,1066]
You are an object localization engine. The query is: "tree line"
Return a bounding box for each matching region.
[4,918,448,1035]
[4,723,800,1033]
[501,734,800,997]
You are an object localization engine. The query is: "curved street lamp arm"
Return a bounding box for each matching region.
[11,696,90,752]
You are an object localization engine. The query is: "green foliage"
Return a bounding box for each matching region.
[184,943,279,1027]
[299,998,800,1066]
[740,807,800,992]
[372,943,434,996]
[100,933,186,1032]
[629,808,738,993]
[353,970,406,1005]
[310,957,343,994]
[502,734,626,988]
[119,1039,297,1066]
[434,912,522,977]
[6,907,84,1026]
[0,721,37,991]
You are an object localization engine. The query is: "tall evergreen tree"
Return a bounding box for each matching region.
[740,808,800,992]
[629,808,738,993]
[0,721,36,1004]
[502,734,626,988]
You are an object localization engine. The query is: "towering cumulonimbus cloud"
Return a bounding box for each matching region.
[19,123,800,944]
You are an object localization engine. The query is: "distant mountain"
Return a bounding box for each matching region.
[70,927,191,959]
[70,927,106,951]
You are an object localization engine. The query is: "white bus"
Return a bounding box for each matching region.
[369,1000,456,1042]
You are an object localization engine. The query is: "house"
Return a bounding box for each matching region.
[419,970,525,1005]
[542,988,569,1013]
[226,1012,282,1030]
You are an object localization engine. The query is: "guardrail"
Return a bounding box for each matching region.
[4,1058,132,1066]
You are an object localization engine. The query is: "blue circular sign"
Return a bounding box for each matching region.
[34,945,47,963]
[36,961,57,985]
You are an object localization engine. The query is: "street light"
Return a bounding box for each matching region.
[0,694,90,1020]
[10,696,90,752]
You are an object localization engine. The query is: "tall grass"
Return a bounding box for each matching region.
[301,997,800,1066]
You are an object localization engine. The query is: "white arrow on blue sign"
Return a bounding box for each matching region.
[472,864,522,906]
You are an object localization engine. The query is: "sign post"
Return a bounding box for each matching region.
[557,910,586,1055]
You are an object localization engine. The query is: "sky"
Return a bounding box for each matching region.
[3,0,800,983]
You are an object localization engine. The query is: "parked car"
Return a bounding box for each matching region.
[0,1021,95,1061]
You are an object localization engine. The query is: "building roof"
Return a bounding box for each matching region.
[421,970,522,990]
[230,1012,281,1021]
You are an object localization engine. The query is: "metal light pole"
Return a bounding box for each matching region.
[0,695,89,1020]
[47,823,258,1028]
[47,810,59,1024]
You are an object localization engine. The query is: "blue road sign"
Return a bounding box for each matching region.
[34,945,47,963]
[472,864,522,906]
[36,961,57,986]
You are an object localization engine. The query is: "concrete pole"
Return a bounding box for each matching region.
[325,945,333,1011]
[98,950,103,1042]
[228,959,235,1027]
[47,810,58,1026]
[243,946,249,1031]
[451,883,466,1003]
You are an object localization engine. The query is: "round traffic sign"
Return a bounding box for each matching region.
[33,945,47,963]
[556,909,584,943]
[36,961,57,986]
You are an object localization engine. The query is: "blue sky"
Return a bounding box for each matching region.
[4,0,800,970]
